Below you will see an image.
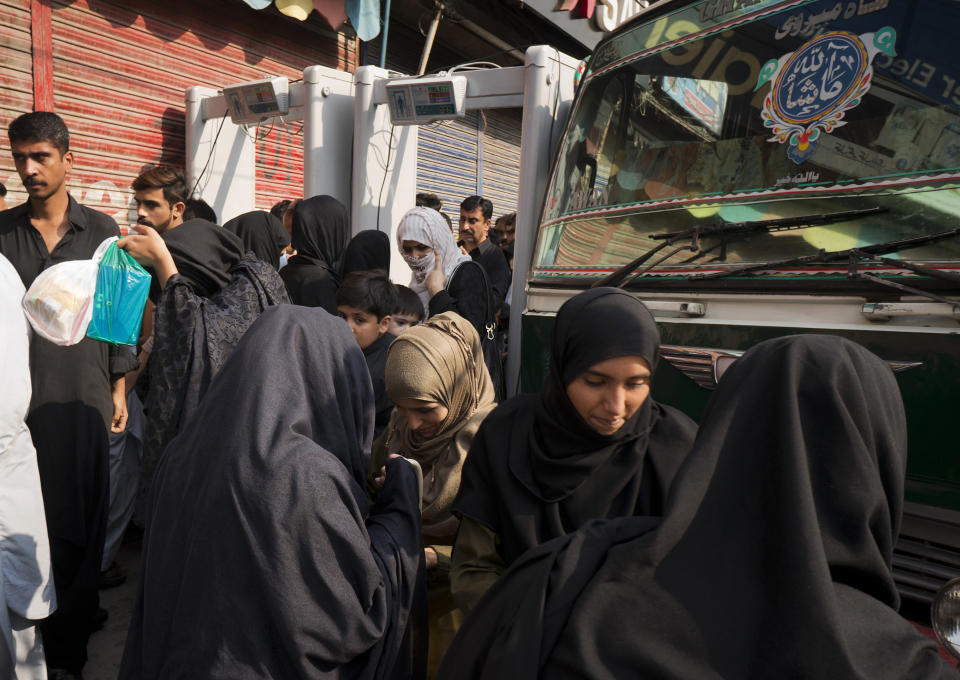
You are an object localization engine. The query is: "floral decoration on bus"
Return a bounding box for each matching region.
[756,27,897,164]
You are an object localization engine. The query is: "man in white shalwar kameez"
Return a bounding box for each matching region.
[0,252,56,679]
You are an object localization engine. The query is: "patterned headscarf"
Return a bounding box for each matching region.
[395,207,470,312]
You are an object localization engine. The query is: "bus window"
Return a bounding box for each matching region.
[534,0,960,281]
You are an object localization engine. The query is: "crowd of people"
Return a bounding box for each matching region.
[1,110,956,680]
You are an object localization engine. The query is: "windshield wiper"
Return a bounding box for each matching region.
[687,228,960,281]
[592,207,887,288]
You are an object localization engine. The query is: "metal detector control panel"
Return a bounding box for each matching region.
[222,76,290,124]
[385,75,467,125]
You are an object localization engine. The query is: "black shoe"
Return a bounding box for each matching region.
[99,560,126,588]
[89,606,108,632]
[48,668,84,680]
[122,522,144,545]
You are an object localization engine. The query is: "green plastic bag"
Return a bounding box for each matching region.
[86,241,151,345]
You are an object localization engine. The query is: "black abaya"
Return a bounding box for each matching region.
[138,219,289,510]
[439,335,957,680]
[120,305,425,680]
[453,287,696,566]
[280,195,350,313]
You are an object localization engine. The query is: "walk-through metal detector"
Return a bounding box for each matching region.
[185,64,356,223]
[185,46,578,395]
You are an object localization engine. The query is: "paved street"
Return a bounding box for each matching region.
[85,542,141,680]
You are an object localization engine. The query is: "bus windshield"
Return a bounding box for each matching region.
[533,0,960,282]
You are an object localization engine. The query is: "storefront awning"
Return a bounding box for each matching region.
[240,0,381,40]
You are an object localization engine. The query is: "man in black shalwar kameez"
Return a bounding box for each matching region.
[0,112,135,679]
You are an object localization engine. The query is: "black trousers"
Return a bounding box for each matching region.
[28,402,109,674]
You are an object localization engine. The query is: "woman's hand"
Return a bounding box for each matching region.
[119,225,177,288]
[373,465,386,490]
[373,453,407,491]
[425,547,439,570]
[425,252,445,297]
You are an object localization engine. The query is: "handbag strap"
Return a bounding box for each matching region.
[447,259,496,340]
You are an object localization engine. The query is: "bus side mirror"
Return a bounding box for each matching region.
[932,576,960,660]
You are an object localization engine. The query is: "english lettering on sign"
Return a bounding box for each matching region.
[594,0,647,33]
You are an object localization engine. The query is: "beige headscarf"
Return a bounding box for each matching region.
[384,312,496,542]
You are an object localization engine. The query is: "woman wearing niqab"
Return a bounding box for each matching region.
[450,287,697,612]
[119,305,425,680]
[223,210,290,270]
[438,335,958,679]
[279,195,351,312]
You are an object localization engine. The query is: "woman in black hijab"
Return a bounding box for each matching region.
[449,287,697,612]
[280,194,351,313]
[343,229,391,276]
[223,210,290,270]
[438,335,957,679]
[119,305,425,680]
[120,218,289,517]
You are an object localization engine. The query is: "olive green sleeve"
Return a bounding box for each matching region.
[450,517,505,614]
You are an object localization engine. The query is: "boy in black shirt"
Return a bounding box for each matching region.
[336,270,398,438]
[389,284,425,336]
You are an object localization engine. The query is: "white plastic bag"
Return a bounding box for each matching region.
[22,237,117,346]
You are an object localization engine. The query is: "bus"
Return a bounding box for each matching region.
[517,0,960,602]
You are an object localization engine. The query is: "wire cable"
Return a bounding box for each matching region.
[376,123,397,231]
[189,113,226,199]
[448,61,503,73]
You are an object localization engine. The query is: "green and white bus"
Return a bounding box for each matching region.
[517,0,960,601]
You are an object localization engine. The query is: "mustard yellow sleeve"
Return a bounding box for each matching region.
[450,517,505,614]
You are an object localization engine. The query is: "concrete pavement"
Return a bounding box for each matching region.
[85,542,140,680]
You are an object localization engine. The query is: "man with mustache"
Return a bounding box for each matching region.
[0,111,135,680]
[458,194,510,309]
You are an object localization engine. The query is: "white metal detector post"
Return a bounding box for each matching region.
[185,64,354,224]
[353,46,578,395]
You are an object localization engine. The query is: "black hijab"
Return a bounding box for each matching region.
[223,210,289,270]
[343,229,391,276]
[440,335,955,680]
[290,194,350,273]
[121,305,424,680]
[453,287,697,565]
[281,195,351,312]
[149,218,245,302]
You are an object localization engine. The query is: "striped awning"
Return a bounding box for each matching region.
[240,0,381,40]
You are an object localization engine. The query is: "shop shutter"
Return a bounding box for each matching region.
[48,0,355,230]
[479,108,522,220]
[0,0,39,208]
[416,112,479,218]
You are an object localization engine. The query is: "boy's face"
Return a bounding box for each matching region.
[338,305,390,350]
[388,313,420,336]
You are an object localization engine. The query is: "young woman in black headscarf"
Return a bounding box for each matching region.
[118,218,289,516]
[223,209,290,270]
[343,229,391,276]
[119,305,425,680]
[279,194,351,313]
[449,287,697,612]
[437,335,958,679]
